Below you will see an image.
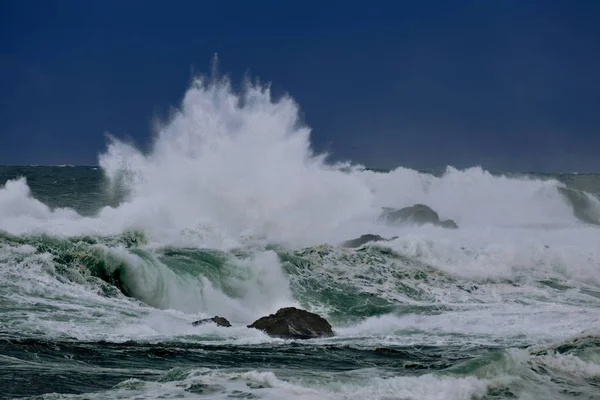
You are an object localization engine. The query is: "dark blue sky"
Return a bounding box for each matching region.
[1,0,599,171]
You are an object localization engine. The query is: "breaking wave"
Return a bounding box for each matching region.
[0,74,599,249]
[2,68,600,399]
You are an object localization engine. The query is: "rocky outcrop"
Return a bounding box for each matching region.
[248,307,334,339]
[439,219,458,229]
[379,204,458,229]
[192,316,231,327]
[341,234,399,248]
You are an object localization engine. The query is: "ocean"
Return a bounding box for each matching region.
[1,77,600,400]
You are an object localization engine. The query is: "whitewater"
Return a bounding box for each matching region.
[1,74,600,399]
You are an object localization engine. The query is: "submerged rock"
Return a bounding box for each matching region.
[379,204,458,229]
[192,316,231,327]
[342,234,398,248]
[248,307,334,339]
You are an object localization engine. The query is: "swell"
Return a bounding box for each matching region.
[3,333,600,399]
[0,337,491,398]
[0,337,479,371]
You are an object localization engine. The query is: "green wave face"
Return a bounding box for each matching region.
[3,228,599,329]
[2,231,407,323]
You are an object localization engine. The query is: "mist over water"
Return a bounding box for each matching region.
[1,73,600,399]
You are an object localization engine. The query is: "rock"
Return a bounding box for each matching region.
[379,204,458,229]
[248,307,334,339]
[379,204,439,224]
[192,316,231,327]
[341,234,398,248]
[439,219,458,229]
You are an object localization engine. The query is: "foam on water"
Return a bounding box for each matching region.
[0,239,296,342]
[19,346,600,400]
[5,231,596,349]
[334,303,600,348]
[0,242,147,341]
[26,367,493,400]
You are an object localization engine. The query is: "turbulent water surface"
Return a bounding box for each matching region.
[1,77,600,400]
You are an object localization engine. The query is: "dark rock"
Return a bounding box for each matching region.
[439,219,458,229]
[192,316,231,327]
[341,234,398,248]
[379,204,458,229]
[248,307,334,339]
[379,204,439,225]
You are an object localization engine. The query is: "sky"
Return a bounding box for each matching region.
[1,0,599,172]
